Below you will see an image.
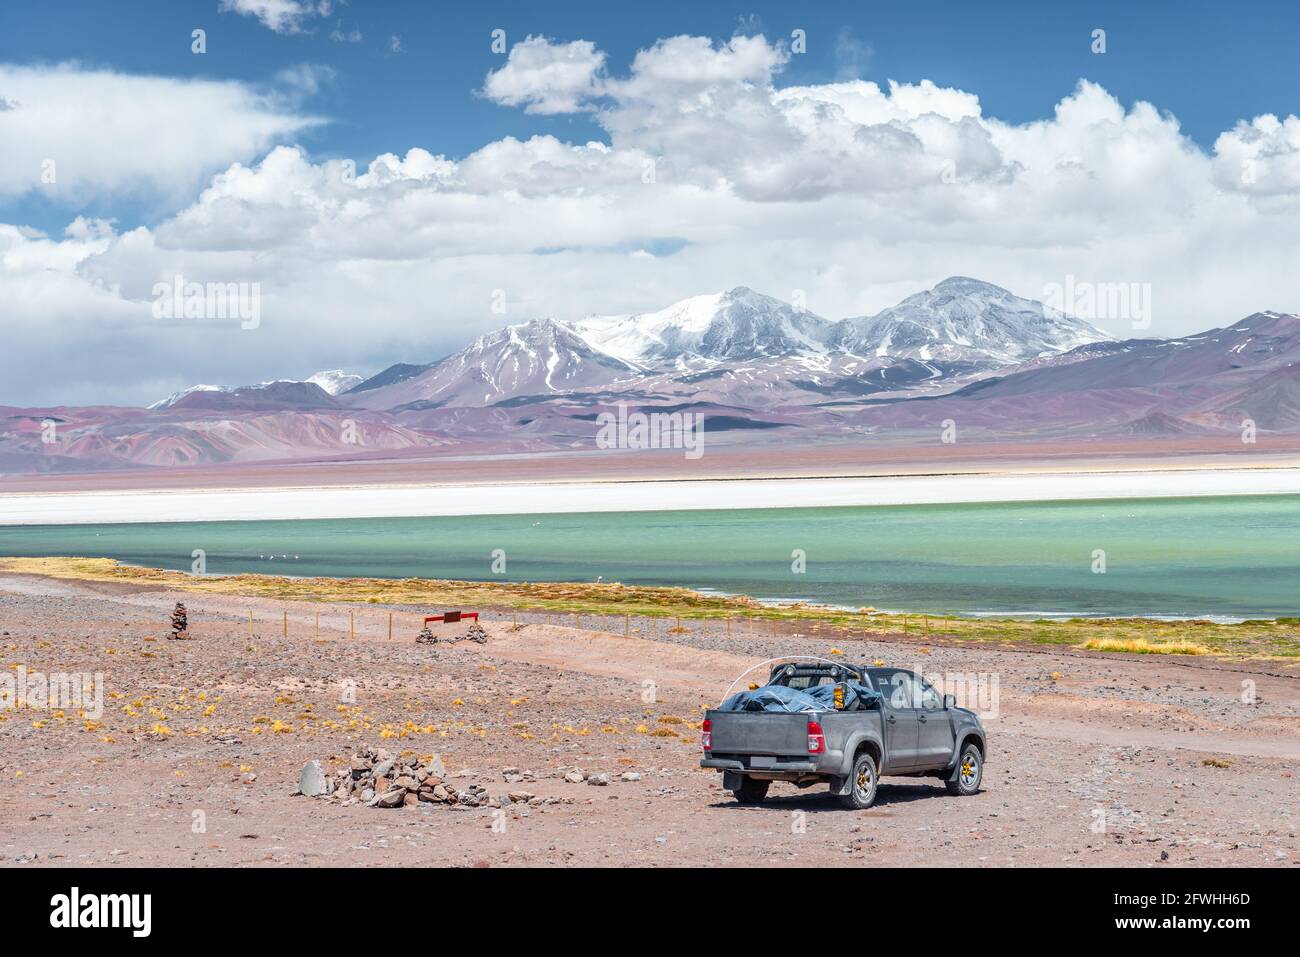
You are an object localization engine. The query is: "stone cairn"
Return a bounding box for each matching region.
[298,747,566,810]
[169,602,189,640]
[415,621,488,645]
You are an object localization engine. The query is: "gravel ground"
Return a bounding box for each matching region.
[0,573,1296,867]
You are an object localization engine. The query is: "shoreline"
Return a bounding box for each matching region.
[3,557,1297,660]
[3,465,1300,526]
[0,556,1276,625]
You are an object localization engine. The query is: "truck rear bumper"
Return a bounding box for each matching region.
[701,753,842,776]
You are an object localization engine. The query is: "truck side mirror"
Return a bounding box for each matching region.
[943,694,956,709]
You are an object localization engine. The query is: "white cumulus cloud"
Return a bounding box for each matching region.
[0,63,323,203]
[218,0,329,35]
[481,36,607,114]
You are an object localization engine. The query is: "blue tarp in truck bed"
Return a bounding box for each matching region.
[720,682,880,713]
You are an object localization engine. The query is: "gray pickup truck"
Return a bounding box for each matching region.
[700,661,987,809]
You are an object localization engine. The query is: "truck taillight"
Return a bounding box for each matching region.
[807,720,825,754]
[701,718,712,751]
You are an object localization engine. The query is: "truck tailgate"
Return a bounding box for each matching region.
[707,710,810,756]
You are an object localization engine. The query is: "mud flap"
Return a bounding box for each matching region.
[830,775,852,796]
[722,770,744,791]
[945,749,964,784]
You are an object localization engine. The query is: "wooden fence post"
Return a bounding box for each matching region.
[350,610,355,640]
[283,610,287,638]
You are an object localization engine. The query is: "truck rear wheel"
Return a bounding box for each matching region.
[945,743,982,795]
[732,777,770,805]
[839,752,878,810]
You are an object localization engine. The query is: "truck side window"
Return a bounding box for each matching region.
[876,670,919,710]
[919,682,942,710]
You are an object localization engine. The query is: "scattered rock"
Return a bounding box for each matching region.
[587,773,611,786]
[371,788,406,808]
[298,760,330,797]
[425,754,448,777]
[459,784,489,806]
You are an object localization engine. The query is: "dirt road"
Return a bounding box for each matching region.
[0,573,1295,867]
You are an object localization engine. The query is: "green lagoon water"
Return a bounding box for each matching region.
[2,495,1299,619]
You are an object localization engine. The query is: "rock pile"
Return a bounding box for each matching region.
[300,747,561,810]
[415,622,488,645]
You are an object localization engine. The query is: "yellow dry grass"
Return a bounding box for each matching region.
[1080,636,1210,656]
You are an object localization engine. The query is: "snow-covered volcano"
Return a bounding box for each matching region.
[347,318,643,410]
[149,370,364,410]
[829,276,1110,365]
[571,286,835,366]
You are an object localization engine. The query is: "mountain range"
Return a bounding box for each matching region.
[344,278,1108,411]
[3,278,1297,473]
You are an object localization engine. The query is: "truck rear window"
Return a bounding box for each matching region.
[783,675,836,690]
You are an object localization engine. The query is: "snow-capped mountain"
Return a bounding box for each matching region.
[843,309,1300,437]
[306,369,365,395]
[571,286,835,366]
[830,276,1110,365]
[163,380,340,412]
[147,383,231,410]
[149,370,363,410]
[347,318,641,410]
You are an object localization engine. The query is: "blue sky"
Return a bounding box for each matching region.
[3,0,1300,406]
[4,0,1298,233]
